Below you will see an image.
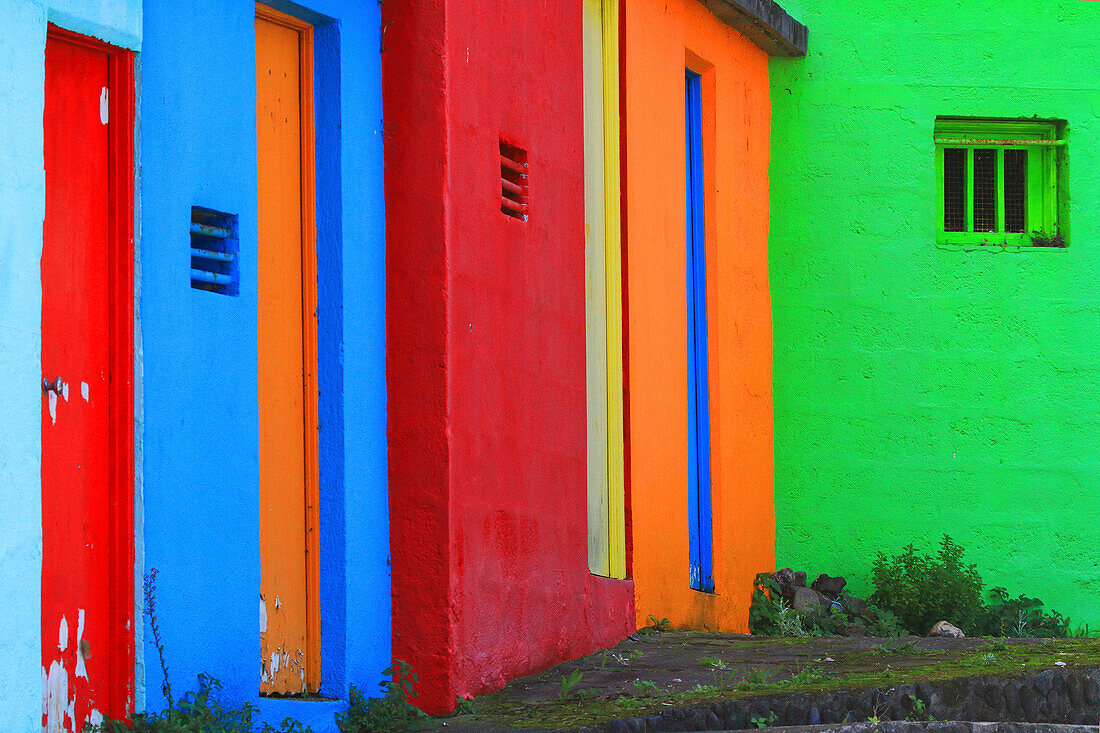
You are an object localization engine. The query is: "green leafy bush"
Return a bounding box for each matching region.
[90,675,310,733]
[974,587,1069,638]
[870,535,984,635]
[335,661,428,732]
[749,571,903,638]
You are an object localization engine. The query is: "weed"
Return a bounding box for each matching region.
[1070,623,1097,639]
[91,675,311,733]
[871,535,984,635]
[454,696,476,715]
[737,665,777,690]
[144,569,173,707]
[698,656,727,670]
[336,660,428,732]
[558,669,584,702]
[637,615,672,636]
[975,587,1069,638]
[711,669,738,688]
[750,711,778,729]
[906,694,932,721]
[691,683,719,695]
[984,639,1009,652]
[632,679,658,697]
[788,664,827,686]
[980,653,997,665]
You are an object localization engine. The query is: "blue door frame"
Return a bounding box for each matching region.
[685,70,714,593]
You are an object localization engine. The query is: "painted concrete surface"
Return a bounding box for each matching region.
[140,0,387,728]
[0,1,139,730]
[384,0,636,714]
[625,0,775,632]
[769,1,1100,624]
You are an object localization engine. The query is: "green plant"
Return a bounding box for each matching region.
[1069,623,1097,638]
[557,669,584,702]
[637,614,672,636]
[144,569,173,708]
[750,711,778,729]
[737,665,777,690]
[335,661,428,732]
[454,696,475,715]
[870,536,984,635]
[92,575,311,733]
[632,679,658,696]
[748,573,783,635]
[691,683,719,695]
[974,587,1069,638]
[91,675,311,733]
[698,656,727,669]
[788,664,826,686]
[906,694,932,721]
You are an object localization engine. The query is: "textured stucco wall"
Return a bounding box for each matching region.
[141,1,387,729]
[626,0,775,632]
[769,0,1100,625]
[383,0,636,714]
[0,2,139,730]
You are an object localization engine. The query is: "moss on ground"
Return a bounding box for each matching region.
[440,638,1100,731]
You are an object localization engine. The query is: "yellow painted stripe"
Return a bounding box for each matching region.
[602,0,626,581]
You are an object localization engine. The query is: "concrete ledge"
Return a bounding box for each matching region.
[737,723,1100,733]
[695,0,808,57]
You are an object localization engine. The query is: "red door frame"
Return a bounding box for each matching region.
[44,24,136,715]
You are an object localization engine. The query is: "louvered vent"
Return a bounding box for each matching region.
[190,207,239,296]
[499,140,529,221]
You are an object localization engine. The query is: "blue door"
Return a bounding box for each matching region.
[685,70,714,593]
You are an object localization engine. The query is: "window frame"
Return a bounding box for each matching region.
[934,119,1061,247]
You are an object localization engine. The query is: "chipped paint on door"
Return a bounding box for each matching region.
[42,26,134,732]
[256,3,321,695]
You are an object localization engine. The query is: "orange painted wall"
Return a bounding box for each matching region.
[625,0,774,632]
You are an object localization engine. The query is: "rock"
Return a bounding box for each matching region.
[846,621,870,636]
[927,620,965,638]
[843,596,868,617]
[773,567,800,603]
[793,571,807,588]
[811,573,847,598]
[793,587,828,611]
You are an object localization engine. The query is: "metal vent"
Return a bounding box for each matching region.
[499,140,529,221]
[190,207,239,296]
[943,148,967,232]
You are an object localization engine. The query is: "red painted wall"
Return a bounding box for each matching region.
[384,0,636,715]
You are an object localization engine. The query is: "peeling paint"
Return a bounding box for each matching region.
[274,595,281,610]
[58,614,68,652]
[81,381,89,401]
[259,597,268,633]
[74,608,88,679]
[44,659,69,733]
[61,380,69,401]
[99,87,109,124]
[88,709,104,726]
[49,390,57,424]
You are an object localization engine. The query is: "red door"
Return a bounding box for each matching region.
[42,28,134,733]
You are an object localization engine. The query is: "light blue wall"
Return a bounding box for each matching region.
[0,1,139,730]
[139,1,388,730]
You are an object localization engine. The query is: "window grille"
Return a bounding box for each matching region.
[934,119,1063,247]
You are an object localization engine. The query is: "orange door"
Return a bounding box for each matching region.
[256,3,319,695]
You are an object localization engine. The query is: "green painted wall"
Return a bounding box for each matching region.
[768,0,1100,628]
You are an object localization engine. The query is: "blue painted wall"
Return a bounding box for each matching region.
[0,2,139,730]
[140,1,387,729]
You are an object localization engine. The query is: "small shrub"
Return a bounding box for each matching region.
[870,535,984,635]
[632,679,658,696]
[750,711,778,729]
[974,587,1069,638]
[637,614,672,636]
[557,669,584,702]
[335,661,428,732]
[90,675,310,733]
[748,573,783,635]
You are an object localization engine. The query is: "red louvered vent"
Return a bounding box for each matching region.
[499,140,529,221]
